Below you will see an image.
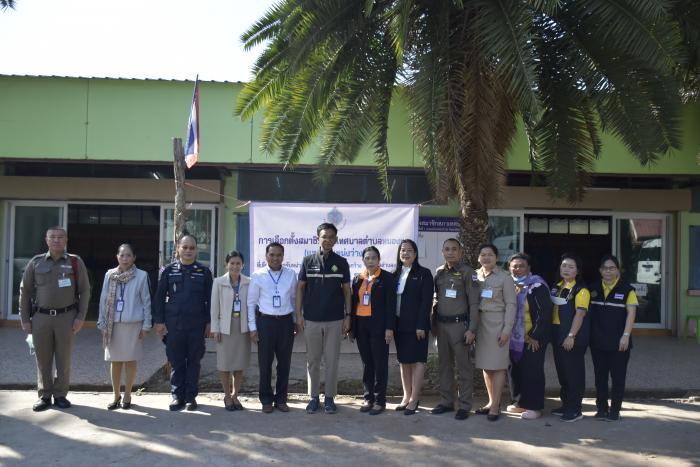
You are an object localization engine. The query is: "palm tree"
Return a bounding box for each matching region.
[236,0,684,265]
[0,0,16,10]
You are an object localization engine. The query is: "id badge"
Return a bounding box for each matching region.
[273,295,282,308]
[445,288,457,299]
[362,292,370,306]
[481,289,493,299]
[116,300,124,312]
[58,278,71,288]
[233,300,242,312]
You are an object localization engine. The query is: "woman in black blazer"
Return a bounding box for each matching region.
[393,239,434,415]
[351,246,396,415]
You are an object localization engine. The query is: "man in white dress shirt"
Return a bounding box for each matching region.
[247,242,299,413]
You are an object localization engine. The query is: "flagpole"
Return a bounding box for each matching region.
[173,137,187,260]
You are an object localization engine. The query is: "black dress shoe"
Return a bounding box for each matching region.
[404,400,420,416]
[474,407,490,415]
[431,404,454,415]
[360,401,373,413]
[395,403,408,411]
[455,409,470,420]
[186,400,198,411]
[107,397,122,411]
[121,399,132,410]
[369,404,385,415]
[53,397,72,409]
[487,413,500,422]
[32,397,51,412]
[594,410,609,420]
[169,398,186,411]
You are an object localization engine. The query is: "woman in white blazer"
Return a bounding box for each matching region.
[210,250,251,411]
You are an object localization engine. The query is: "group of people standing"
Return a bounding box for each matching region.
[19,224,636,424]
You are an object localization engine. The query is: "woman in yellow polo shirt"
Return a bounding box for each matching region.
[351,246,396,415]
[550,253,590,422]
[589,254,637,421]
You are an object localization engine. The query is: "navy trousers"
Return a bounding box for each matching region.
[508,342,548,411]
[591,347,631,413]
[165,326,206,402]
[256,313,295,405]
[355,317,389,406]
[552,343,586,415]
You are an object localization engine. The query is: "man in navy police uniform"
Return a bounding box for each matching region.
[153,235,213,411]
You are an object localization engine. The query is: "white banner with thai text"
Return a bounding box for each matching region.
[249,202,418,276]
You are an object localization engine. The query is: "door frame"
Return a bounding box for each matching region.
[4,200,68,320]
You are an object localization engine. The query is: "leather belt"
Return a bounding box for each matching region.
[259,312,293,319]
[436,313,467,323]
[37,304,76,316]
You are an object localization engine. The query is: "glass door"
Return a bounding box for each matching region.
[6,202,67,319]
[488,210,524,267]
[160,205,217,271]
[614,214,668,328]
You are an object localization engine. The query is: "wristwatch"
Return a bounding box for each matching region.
[567,333,575,338]
[622,332,630,337]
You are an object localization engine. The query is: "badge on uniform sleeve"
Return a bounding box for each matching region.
[58,278,71,288]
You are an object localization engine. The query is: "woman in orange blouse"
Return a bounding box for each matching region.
[350,246,396,415]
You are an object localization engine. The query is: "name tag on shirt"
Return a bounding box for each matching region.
[116,300,124,312]
[481,289,493,299]
[614,293,625,300]
[273,295,282,308]
[233,300,242,312]
[58,278,72,288]
[362,292,370,306]
[445,289,457,299]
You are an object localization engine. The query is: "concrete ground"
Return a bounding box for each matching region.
[0,391,699,467]
[2,327,700,397]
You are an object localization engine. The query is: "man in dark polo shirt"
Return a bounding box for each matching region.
[431,238,480,420]
[19,226,91,412]
[296,223,351,414]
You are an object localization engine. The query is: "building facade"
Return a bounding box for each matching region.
[1,75,699,334]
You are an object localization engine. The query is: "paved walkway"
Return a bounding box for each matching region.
[0,391,699,466]
[1,327,699,397]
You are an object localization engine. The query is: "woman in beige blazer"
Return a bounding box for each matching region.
[210,250,251,411]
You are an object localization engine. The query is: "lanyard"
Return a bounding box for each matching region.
[230,277,240,299]
[268,268,283,293]
[118,283,126,301]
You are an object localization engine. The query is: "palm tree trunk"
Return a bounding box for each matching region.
[458,196,489,270]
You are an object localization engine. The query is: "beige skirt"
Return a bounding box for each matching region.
[475,311,510,370]
[216,316,251,372]
[105,322,143,362]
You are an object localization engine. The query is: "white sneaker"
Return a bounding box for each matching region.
[506,404,526,413]
[521,410,541,420]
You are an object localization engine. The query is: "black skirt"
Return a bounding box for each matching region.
[395,330,429,364]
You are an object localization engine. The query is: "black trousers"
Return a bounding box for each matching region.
[256,313,295,405]
[508,342,548,411]
[355,317,389,406]
[552,341,586,415]
[165,326,206,402]
[591,347,631,413]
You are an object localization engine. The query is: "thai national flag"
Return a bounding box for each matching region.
[184,76,200,169]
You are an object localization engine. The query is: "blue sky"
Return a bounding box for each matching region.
[0,0,276,82]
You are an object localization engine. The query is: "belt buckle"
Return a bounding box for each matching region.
[49,309,57,316]
[453,316,460,323]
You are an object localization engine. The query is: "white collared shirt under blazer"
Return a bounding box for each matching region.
[210,273,251,335]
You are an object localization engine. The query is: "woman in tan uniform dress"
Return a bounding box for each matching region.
[474,243,517,421]
[210,250,251,411]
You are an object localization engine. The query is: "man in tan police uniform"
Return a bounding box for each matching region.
[431,238,480,420]
[19,226,91,411]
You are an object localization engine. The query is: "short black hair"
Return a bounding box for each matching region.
[266,242,284,253]
[362,246,380,259]
[561,252,582,275]
[507,252,531,266]
[599,254,620,270]
[226,250,245,263]
[478,243,499,257]
[317,223,338,236]
[442,238,463,249]
[118,243,136,256]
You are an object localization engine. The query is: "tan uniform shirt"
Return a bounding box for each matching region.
[19,252,91,323]
[434,263,480,332]
[476,266,516,327]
